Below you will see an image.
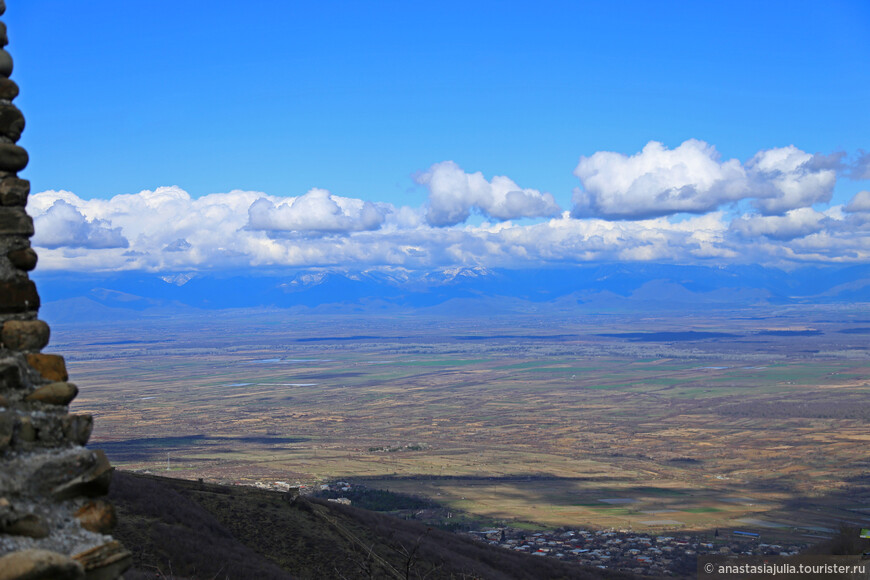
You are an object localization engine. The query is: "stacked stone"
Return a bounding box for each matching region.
[0,2,131,579]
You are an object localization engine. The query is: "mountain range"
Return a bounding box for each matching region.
[33,263,870,323]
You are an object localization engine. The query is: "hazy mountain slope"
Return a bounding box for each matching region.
[33,263,870,322]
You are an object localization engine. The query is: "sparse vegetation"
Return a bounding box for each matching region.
[315,486,431,513]
[60,308,869,551]
[110,471,635,579]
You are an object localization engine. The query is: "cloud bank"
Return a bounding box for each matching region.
[26,141,870,272]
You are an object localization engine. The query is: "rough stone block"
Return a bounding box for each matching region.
[62,414,94,446]
[24,413,67,447]
[0,103,24,142]
[0,206,33,234]
[0,49,11,78]
[0,142,27,172]
[7,246,37,270]
[29,449,103,496]
[0,280,39,313]
[0,411,12,450]
[0,176,29,205]
[72,541,131,580]
[26,381,78,406]
[0,360,21,389]
[74,501,117,534]
[48,449,113,500]
[18,414,35,442]
[26,353,67,381]
[3,513,50,538]
[2,319,50,351]
[0,77,18,101]
[0,550,85,580]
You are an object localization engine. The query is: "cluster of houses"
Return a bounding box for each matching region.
[243,478,816,576]
[246,479,353,493]
[466,527,806,576]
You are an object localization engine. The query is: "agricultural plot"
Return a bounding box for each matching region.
[53,306,870,542]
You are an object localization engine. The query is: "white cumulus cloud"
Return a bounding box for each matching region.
[247,188,388,235]
[729,207,828,241]
[418,161,560,226]
[24,142,869,272]
[845,190,870,213]
[572,140,839,220]
[746,146,836,215]
[571,140,748,220]
[850,150,870,180]
[31,199,129,249]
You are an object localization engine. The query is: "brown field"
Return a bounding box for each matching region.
[54,306,870,542]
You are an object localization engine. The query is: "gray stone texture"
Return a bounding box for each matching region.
[2,514,49,539]
[0,358,22,390]
[0,143,27,172]
[0,207,33,235]
[61,414,93,447]
[0,280,39,313]
[0,411,11,449]
[0,410,89,452]
[0,177,29,205]
[0,9,130,579]
[0,49,10,77]
[0,105,23,142]
[7,247,37,272]
[0,406,94,453]
[0,78,18,101]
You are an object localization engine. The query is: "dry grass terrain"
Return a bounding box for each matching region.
[110,471,631,580]
[54,306,870,543]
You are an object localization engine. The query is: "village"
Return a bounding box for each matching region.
[250,479,808,577]
[464,526,806,577]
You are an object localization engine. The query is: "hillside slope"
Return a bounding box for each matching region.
[109,471,640,580]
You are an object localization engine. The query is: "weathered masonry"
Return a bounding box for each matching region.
[0,3,131,579]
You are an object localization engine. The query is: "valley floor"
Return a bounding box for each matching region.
[52,308,870,555]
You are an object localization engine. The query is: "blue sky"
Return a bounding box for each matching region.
[7,1,870,272]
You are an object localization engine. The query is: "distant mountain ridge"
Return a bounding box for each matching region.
[34,263,870,323]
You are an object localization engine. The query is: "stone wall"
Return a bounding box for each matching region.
[0,2,131,579]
